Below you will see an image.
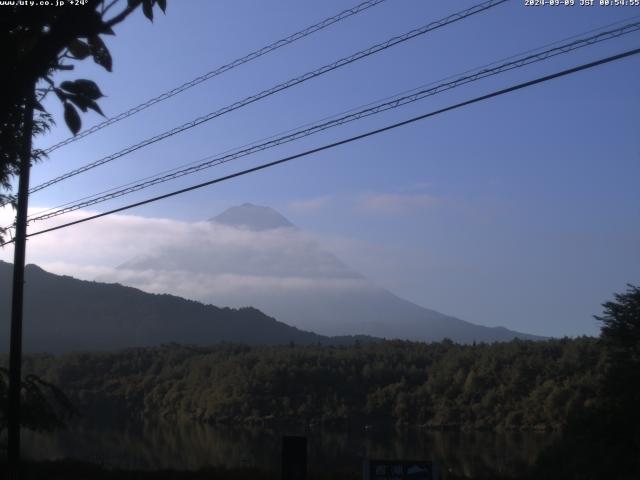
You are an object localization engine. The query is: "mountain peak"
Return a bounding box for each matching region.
[211,203,294,231]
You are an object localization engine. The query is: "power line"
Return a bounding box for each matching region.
[41,0,390,155]
[25,21,640,224]
[32,13,640,221]
[5,46,636,246]
[28,0,508,195]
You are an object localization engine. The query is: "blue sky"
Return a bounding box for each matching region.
[13,0,640,336]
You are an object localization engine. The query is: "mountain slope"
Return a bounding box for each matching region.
[211,203,293,230]
[234,286,541,343]
[0,261,370,353]
[114,203,543,343]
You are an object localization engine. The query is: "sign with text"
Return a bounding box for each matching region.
[364,459,438,480]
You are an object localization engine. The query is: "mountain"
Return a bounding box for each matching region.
[114,203,543,343]
[211,202,293,230]
[0,261,372,353]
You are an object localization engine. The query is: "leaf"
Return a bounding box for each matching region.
[67,39,91,59]
[157,0,167,13]
[53,88,69,102]
[68,95,88,112]
[88,35,112,72]
[142,0,153,21]
[59,81,76,93]
[33,100,45,112]
[86,101,105,117]
[60,79,104,100]
[63,102,81,135]
[74,79,104,100]
[84,10,109,37]
[68,95,105,117]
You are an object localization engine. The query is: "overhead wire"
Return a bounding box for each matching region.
[24,21,640,224]
[35,11,640,220]
[28,0,509,195]
[41,0,391,154]
[2,46,635,246]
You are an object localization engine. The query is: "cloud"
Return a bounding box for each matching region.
[105,269,368,299]
[355,192,441,214]
[1,207,198,268]
[0,205,372,308]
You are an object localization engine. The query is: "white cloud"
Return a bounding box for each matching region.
[0,205,372,308]
[2,207,195,267]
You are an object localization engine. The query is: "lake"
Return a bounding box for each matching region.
[20,420,558,478]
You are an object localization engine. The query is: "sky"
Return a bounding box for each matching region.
[2,0,639,337]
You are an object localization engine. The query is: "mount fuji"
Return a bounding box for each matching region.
[114,203,542,343]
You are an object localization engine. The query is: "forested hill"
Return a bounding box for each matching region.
[0,261,372,352]
[20,338,603,431]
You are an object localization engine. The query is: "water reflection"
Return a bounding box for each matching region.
[22,421,557,478]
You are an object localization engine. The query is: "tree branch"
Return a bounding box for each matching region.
[104,1,141,28]
[102,0,121,16]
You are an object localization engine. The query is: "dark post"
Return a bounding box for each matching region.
[7,88,35,479]
[282,435,307,480]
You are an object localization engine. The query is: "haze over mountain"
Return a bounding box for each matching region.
[111,204,542,343]
[0,261,370,353]
[212,203,294,230]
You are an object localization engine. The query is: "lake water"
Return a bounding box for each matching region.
[20,421,558,478]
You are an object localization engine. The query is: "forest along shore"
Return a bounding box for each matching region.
[15,338,602,431]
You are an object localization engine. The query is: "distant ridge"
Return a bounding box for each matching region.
[0,261,374,353]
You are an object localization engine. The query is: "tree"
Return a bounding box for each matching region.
[0,367,76,438]
[595,284,640,429]
[534,286,640,479]
[596,284,640,360]
[1,2,168,473]
[0,0,167,240]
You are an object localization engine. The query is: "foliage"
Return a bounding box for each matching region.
[0,367,76,439]
[531,285,640,479]
[593,284,640,474]
[592,284,640,443]
[19,337,605,432]
[596,284,640,402]
[0,0,166,240]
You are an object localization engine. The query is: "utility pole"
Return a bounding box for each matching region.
[7,87,35,479]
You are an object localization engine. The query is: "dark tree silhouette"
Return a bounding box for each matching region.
[596,284,640,366]
[532,285,640,479]
[0,0,168,452]
[0,367,76,439]
[0,0,167,240]
[595,284,640,442]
